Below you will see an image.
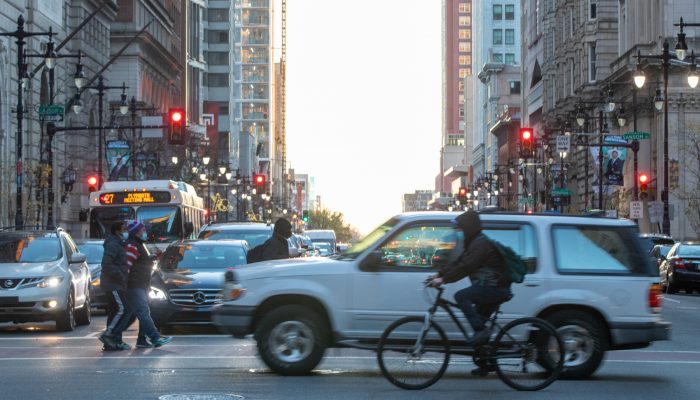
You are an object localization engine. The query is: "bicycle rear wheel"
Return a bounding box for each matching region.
[377,316,450,390]
[493,317,564,391]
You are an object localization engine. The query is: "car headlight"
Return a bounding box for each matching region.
[37,276,64,288]
[149,287,167,300]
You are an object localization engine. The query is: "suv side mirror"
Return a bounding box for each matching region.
[184,222,194,238]
[70,253,87,264]
[360,250,383,271]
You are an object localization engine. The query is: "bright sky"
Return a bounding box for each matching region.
[278,0,442,235]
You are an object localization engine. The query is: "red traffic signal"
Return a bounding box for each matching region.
[519,127,534,158]
[254,174,266,186]
[638,173,649,184]
[168,108,185,145]
[87,175,99,192]
[639,173,649,199]
[458,187,467,197]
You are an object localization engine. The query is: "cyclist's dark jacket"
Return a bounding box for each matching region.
[438,211,507,288]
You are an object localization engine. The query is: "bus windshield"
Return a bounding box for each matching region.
[137,206,182,243]
[90,207,135,238]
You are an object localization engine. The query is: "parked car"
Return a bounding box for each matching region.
[305,230,337,255]
[640,234,675,254]
[649,244,673,269]
[75,239,108,309]
[212,212,670,379]
[0,229,92,331]
[199,222,273,248]
[659,242,700,294]
[149,240,248,327]
[288,234,304,258]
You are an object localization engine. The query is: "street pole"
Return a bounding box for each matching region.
[633,88,639,202]
[584,124,589,211]
[98,77,104,186]
[130,97,137,180]
[662,43,671,236]
[560,152,565,213]
[598,109,604,210]
[533,148,538,212]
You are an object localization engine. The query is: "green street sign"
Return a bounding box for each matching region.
[552,188,572,196]
[39,105,64,116]
[623,131,651,141]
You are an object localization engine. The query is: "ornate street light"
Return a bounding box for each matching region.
[72,93,83,114]
[202,156,211,166]
[633,58,646,89]
[688,51,699,89]
[654,88,664,111]
[171,156,178,164]
[617,104,627,128]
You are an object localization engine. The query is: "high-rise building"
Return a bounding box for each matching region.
[438,0,472,193]
[402,190,434,212]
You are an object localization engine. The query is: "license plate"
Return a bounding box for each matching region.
[0,297,19,305]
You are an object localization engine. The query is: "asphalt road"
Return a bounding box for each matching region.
[0,293,699,400]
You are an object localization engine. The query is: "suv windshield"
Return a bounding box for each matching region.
[159,244,247,271]
[344,218,398,258]
[0,234,62,263]
[200,229,272,248]
[77,243,104,264]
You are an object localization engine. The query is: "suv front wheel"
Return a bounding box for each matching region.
[255,305,328,375]
[55,291,76,332]
[546,310,607,380]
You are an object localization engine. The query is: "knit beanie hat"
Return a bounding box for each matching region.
[126,219,145,235]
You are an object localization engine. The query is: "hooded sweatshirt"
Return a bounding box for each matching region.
[438,211,507,287]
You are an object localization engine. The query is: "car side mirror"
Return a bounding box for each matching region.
[360,250,383,271]
[184,222,194,238]
[70,253,87,264]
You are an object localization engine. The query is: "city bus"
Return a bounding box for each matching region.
[88,180,206,250]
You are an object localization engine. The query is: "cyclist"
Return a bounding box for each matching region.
[428,211,512,374]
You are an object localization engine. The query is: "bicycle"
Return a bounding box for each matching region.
[376,283,565,391]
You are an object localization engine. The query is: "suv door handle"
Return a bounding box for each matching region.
[524,282,541,287]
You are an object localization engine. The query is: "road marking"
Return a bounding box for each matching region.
[0,334,236,340]
[84,332,101,338]
[662,296,681,303]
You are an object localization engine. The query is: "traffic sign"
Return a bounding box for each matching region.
[556,135,571,153]
[39,104,64,122]
[623,131,651,141]
[552,188,572,196]
[630,201,643,219]
[648,201,663,223]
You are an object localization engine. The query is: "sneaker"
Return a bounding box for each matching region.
[470,364,497,377]
[151,336,172,348]
[465,328,492,347]
[114,341,132,351]
[102,345,120,352]
[136,341,153,348]
[98,333,118,348]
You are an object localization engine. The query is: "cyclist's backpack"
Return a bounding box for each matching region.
[246,243,266,264]
[488,238,528,284]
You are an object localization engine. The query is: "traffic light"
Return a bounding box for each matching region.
[458,187,467,198]
[253,174,266,187]
[87,175,99,193]
[302,210,309,223]
[168,108,185,145]
[519,127,534,158]
[639,173,649,199]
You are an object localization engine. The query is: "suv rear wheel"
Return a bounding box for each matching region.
[55,291,76,332]
[255,305,328,375]
[546,310,607,380]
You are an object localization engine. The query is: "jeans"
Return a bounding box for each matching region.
[454,285,512,332]
[113,288,160,342]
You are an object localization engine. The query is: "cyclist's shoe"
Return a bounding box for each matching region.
[465,328,492,346]
[471,364,497,377]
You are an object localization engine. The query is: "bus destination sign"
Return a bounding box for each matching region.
[99,191,172,205]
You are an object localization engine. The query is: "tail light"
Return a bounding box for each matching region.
[673,259,687,270]
[648,282,662,313]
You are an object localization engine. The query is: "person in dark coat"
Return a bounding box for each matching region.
[261,218,293,261]
[428,211,512,375]
[115,220,172,348]
[99,221,132,351]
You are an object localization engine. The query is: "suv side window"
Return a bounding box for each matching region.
[483,223,538,273]
[377,223,456,269]
[553,224,652,275]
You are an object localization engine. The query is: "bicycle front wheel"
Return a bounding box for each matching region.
[493,317,564,391]
[377,316,450,390]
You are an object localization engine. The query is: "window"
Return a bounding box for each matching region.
[459,68,469,78]
[459,29,471,39]
[459,94,465,104]
[588,43,597,82]
[552,225,652,275]
[459,55,468,65]
[459,16,471,26]
[482,224,538,273]
[570,58,575,95]
[207,51,229,65]
[459,3,470,13]
[208,8,229,22]
[459,42,471,52]
[589,0,597,20]
[376,225,456,269]
[493,53,504,63]
[509,80,521,94]
[505,29,515,45]
[217,101,230,115]
[205,73,229,87]
[570,7,576,37]
[505,53,515,64]
[206,30,228,44]
[458,81,465,92]
[493,4,503,20]
[505,4,515,20]
[459,107,465,118]
[493,29,503,45]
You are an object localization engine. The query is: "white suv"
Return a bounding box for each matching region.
[212,212,670,379]
[0,229,92,331]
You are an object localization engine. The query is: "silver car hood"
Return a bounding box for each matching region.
[0,260,64,277]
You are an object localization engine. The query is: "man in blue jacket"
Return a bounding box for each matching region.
[98,221,132,351]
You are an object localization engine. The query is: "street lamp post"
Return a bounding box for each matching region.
[0,15,56,228]
[202,156,211,222]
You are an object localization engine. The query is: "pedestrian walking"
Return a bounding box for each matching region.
[246,218,294,263]
[98,221,132,351]
[119,220,172,348]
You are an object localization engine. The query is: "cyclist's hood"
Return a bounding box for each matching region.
[455,210,481,244]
